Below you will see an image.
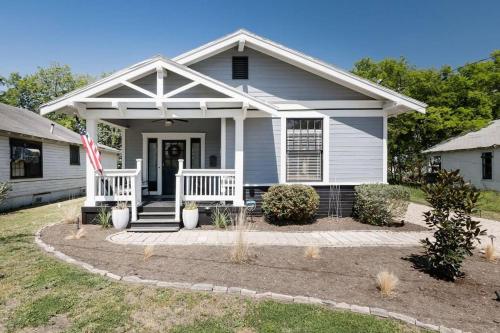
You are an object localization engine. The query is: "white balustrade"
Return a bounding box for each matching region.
[94,159,142,222]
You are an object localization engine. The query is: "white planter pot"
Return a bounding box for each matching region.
[182,208,199,230]
[112,208,130,230]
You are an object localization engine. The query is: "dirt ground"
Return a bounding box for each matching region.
[42,224,500,333]
[201,216,428,232]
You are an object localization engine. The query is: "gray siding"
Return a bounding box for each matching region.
[225,118,281,184]
[329,117,383,183]
[0,135,118,211]
[190,47,370,102]
[124,118,221,169]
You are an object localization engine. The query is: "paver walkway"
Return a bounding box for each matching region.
[405,202,500,250]
[108,229,432,247]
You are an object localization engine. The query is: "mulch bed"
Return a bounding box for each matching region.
[201,216,428,232]
[42,224,500,333]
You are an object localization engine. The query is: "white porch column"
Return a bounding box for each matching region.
[233,115,245,206]
[121,128,126,169]
[220,118,226,169]
[84,118,97,206]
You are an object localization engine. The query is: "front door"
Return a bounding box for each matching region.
[162,140,186,196]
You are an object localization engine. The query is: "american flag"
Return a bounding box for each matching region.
[75,118,103,175]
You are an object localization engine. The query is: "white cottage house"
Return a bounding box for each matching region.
[424,120,500,191]
[0,103,120,211]
[39,29,426,231]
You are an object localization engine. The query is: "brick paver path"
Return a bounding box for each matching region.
[108,229,432,247]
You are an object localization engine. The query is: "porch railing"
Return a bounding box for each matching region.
[94,159,142,222]
[175,159,236,221]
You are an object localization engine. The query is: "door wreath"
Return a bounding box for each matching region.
[168,144,182,157]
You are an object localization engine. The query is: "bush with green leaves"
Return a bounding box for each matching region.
[353,184,410,226]
[262,184,319,224]
[421,170,485,281]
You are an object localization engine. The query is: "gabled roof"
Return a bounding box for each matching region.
[423,120,500,153]
[0,103,119,153]
[174,29,427,113]
[40,55,279,116]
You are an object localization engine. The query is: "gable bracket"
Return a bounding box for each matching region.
[164,81,200,98]
[111,101,126,116]
[120,80,157,98]
[238,37,245,52]
[242,102,249,119]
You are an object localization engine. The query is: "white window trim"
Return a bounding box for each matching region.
[280,116,329,184]
[142,132,206,195]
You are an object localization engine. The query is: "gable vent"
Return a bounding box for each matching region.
[232,56,248,79]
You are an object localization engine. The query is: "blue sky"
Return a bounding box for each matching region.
[1,0,498,77]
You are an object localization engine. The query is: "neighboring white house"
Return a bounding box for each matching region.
[0,103,120,211]
[424,120,500,191]
[39,29,427,230]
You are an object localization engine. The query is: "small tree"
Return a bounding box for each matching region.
[421,170,485,281]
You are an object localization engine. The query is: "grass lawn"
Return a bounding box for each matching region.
[404,185,500,221]
[0,199,424,333]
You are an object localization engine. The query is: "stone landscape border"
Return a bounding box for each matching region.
[35,223,468,333]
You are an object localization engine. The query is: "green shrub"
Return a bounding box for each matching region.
[421,170,485,281]
[262,184,319,224]
[353,184,410,226]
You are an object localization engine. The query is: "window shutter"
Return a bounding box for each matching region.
[232,56,248,79]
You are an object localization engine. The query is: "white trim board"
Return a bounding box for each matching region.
[141,132,206,195]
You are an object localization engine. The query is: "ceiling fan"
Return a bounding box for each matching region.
[152,118,189,127]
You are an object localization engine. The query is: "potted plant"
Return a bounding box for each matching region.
[182,201,198,229]
[111,202,129,230]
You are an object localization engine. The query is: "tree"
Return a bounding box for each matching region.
[352,51,499,183]
[421,170,485,281]
[0,64,122,150]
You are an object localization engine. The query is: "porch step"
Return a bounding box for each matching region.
[138,211,175,219]
[139,205,175,213]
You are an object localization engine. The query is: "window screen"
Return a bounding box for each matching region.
[232,56,248,79]
[10,138,43,179]
[286,119,323,182]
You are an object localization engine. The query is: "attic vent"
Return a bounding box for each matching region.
[232,56,248,79]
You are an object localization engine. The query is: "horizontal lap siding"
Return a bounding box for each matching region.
[225,118,281,184]
[190,48,370,102]
[330,117,383,183]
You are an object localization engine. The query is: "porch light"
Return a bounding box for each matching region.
[164,120,173,127]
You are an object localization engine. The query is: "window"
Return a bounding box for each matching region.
[69,145,80,165]
[147,138,158,191]
[482,152,493,180]
[430,156,441,173]
[190,138,201,169]
[286,119,323,182]
[10,138,43,179]
[232,56,248,79]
